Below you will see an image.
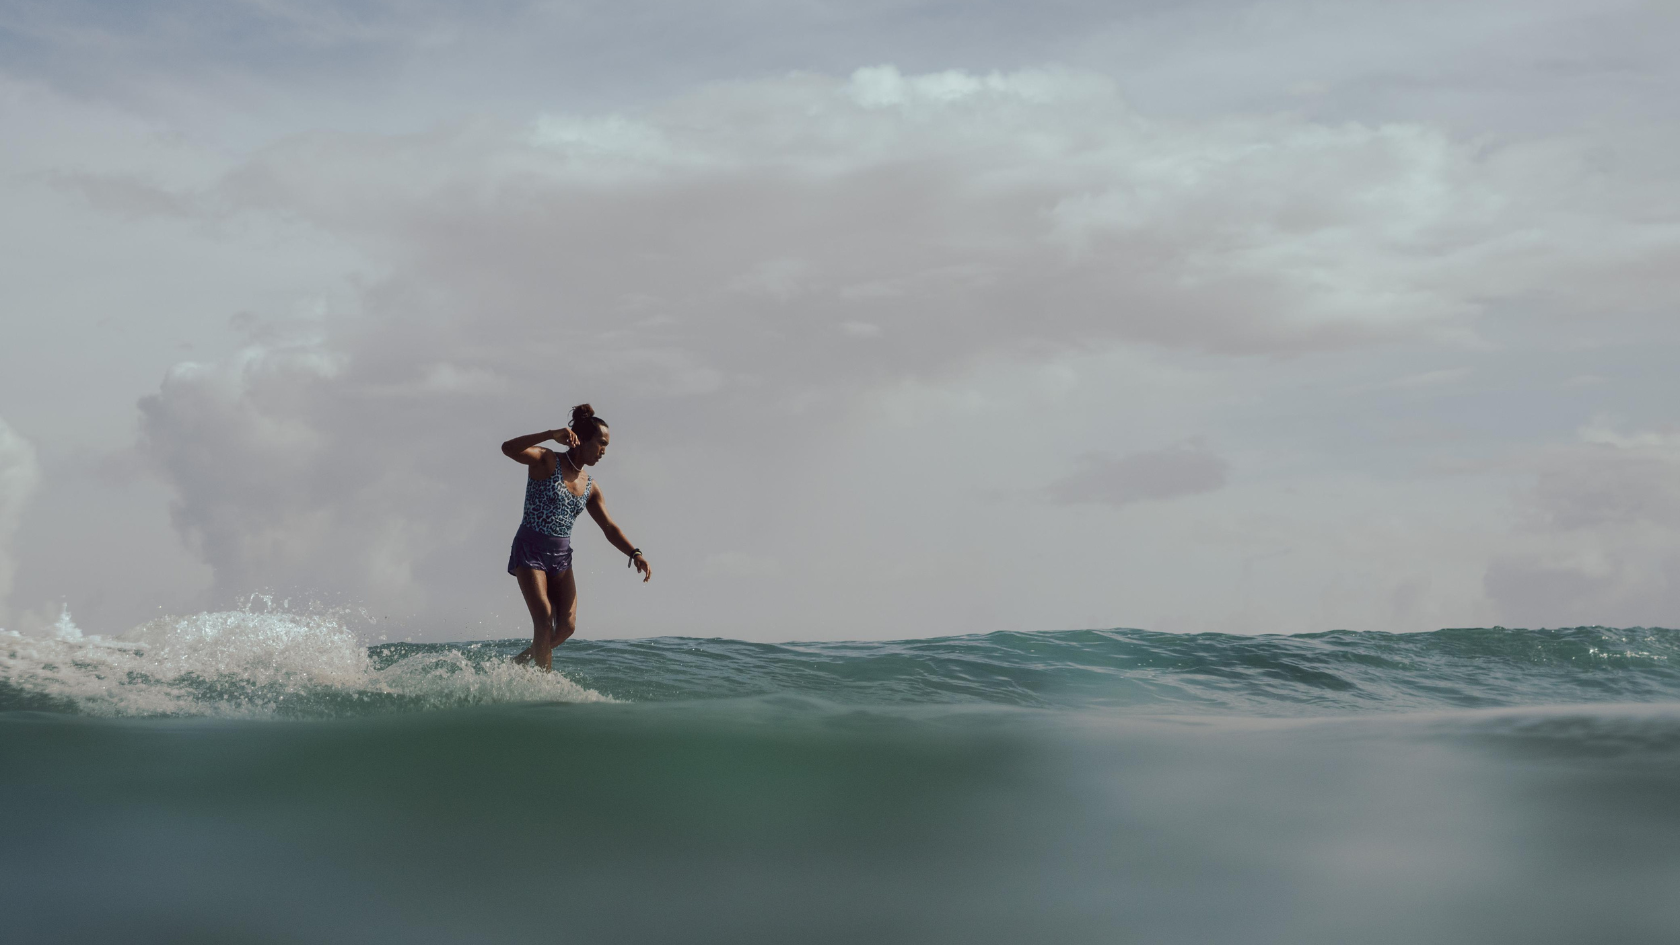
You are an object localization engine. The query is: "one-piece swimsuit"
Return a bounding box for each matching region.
[506,458,590,576]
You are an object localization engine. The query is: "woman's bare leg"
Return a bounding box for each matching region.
[511,568,556,670]
[546,568,577,649]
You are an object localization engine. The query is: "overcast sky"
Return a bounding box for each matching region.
[3,0,1679,642]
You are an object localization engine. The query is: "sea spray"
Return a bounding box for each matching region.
[0,607,609,718]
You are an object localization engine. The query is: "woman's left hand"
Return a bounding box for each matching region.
[633,554,651,583]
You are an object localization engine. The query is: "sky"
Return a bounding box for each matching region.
[2,0,1679,642]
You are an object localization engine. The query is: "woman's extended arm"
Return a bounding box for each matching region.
[586,484,651,582]
[501,428,580,465]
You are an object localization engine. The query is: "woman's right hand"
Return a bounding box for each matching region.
[551,428,581,448]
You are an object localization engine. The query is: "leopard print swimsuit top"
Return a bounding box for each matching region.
[521,459,591,538]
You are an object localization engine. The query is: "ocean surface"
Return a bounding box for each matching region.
[4,609,1680,944]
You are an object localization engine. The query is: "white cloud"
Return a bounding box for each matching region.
[1485,420,1680,627]
[6,0,1677,643]
[137,345,452,607]
[200,63,1673,371]
[111,63,1680,633]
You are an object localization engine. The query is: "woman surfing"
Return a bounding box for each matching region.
[501,404,650,671]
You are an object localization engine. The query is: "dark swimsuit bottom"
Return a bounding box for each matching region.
[507,526,573,577]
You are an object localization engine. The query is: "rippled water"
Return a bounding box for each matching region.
[3,610,1679,944]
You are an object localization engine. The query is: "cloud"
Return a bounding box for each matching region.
[1047,444,1229,507]
[168,63,1675,403]
[1484,420,1680,627]
[0,415,42,625]
[1531,447,1680,531]
[112,63,1680,631]
[0,0,1674,647]
[136,343,494,610]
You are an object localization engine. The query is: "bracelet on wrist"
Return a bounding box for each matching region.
[626,548,643,567]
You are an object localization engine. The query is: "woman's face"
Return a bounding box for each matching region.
[579,427,610,465]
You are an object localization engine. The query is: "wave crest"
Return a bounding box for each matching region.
[0,608,609,718]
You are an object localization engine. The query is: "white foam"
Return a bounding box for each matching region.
[0,607,610,718]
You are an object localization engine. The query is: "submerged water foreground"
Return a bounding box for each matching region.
[3,613,1680,944]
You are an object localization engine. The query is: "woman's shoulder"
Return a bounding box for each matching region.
[526,448,559,479]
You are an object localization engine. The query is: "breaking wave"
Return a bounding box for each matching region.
[4,606,1678,719]
[0,607,608,718]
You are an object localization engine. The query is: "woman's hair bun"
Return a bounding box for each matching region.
[570,403,607,442]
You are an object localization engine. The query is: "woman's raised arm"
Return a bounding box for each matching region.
[501,428,580,465]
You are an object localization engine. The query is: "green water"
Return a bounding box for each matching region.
[3,612,1679,943]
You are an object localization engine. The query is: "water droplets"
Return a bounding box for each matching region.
[0,606,610,718]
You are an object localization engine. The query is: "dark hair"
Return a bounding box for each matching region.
[571,403,608,443]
